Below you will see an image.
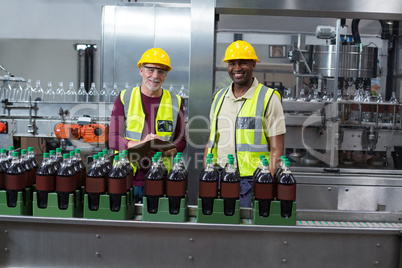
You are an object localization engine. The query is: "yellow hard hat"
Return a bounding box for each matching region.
[137,48,172,72]
[223,40,258,62]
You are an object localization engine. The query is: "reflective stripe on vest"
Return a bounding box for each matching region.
[208,84,281,176]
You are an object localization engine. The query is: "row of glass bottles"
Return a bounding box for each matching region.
[0,80,123,103]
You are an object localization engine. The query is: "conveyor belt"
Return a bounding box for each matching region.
[134,215,402,228]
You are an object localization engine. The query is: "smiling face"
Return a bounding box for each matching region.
[227,59,256,88]
[140,63,168,93]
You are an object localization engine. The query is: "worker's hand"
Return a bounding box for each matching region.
[161,148,177,157]
[127,140,141,148]
[143,133,162,142]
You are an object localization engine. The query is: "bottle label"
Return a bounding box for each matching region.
[166,180,186,197]
[199,181,218,198]
[108,178,127,194]
[220,181,240,198]
[85,177,106,193]
[126,173,134,190]
[26,169,36,186]
[277,184,296,201]
[0,173,4,189]
[36,175,56,191]
[56,176,76,192]
[254,183,274,199]
[144,179,164,196]
[5,173,26,190]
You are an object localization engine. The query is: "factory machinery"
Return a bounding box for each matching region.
[1,1,402,267]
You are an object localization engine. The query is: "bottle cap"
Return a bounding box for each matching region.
[177,152,182,156]
[43,153,49,158]
[280,155,287,160]
[9,146,14,150]
[69,151,75,156]
[262,159,269,166]
[56,148,62,153]
[123,150,128,154]
[49,150,55,155]
[114,155,120,161]
[75,148,80,153]
[1,148,6,153]
[174,157,180,163]
[119,153,125,158]
[93,155,99,160]
[260,155,265,160]
[228,158,234,165]
[103,149,108,154]
[63,153,69,159]
[206,158,212,164]
[155,152,162,156]
[98,152,104,157]
[207,153,214,157]
[284,160,291,167]
[28,147,34,152]
[21,149,27,154]
[228,154,233,158]
[12,151,18,157]
[152,157,158,162]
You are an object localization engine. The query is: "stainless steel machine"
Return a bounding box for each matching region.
[1,1,402,267]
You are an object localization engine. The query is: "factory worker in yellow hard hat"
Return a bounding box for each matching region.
[204,40,286,207]
[109,48,187,203]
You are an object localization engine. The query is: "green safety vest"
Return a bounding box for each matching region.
[207,83,281,177]
[120,86,181,174]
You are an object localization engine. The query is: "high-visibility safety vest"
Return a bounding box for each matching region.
[207,83,281,177]
[120,86,182,174]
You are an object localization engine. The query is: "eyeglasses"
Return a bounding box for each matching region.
[142,65,168,76]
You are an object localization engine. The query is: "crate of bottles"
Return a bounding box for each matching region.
[32,190,82,218]
[83,191,135,220]
[0,188,32,216]
[142,196,187,222]
[253,200,296,226]
[196,198,240,224]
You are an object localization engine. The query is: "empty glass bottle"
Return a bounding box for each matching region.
[77,82,88,102]
[55,82,65,102]
[44,82,56,102]
[65,82,77,102]
[32,80,44,102]
[22,79,33,102]
[109,83,119,103]
[11,81,23,102]
[99,83,108,102]
[1,80,12,100]
[88,82,99,102]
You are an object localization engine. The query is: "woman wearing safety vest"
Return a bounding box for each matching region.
[109,48,186,203]
[204,40,286,207]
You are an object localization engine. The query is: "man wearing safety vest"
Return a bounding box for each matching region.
[109,48,186,203]
[204,40,286,207]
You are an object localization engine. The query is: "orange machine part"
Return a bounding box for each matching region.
[80,124,109,143]
[0,122,6,133]
[54,123,81,140]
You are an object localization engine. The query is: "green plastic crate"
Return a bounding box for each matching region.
[83,192,134,220]
[33,190,82,218]
[0,188,32,216]
[253,200,296,225]
[196,198,240,224]
[142,196,187,222]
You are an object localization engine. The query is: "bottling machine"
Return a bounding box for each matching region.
[1,1,402,267]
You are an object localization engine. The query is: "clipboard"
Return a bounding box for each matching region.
[125,138,176,163]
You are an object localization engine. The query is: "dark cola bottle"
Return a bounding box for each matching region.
[49,150,60,172]
[144,156,164,214]
[166,157,186,214]
[98,152,110,175]
[0,161,4,190]
[122,150,134,191]
[254,159,274,217]
[69,151,82,189]
[75,149,87,186]
[155,152,168,178]
[273,155,287,181]
[277,160,296,218]
[85,155,106,211]
[4,152,26,207]
[118,153,130,192]
[7,146,15,164]
[36,153,56,209]
[20,149,34,190]
[27,147,39,178]
[253,155,266,180]
[0,148,10,170]
[199,157,218,215]
[55,148,63,166]
[107,155,127,212]
[56,153,76,210]
[103,149,113,172]
[220,157,240,216]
